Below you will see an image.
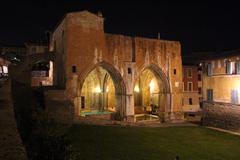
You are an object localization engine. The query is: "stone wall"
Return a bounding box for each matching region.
[202,102,240,132]
[51,11,183,121]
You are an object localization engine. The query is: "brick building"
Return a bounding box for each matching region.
[201,49,240,131]
[49,11,183,122]
[182,65,202,112]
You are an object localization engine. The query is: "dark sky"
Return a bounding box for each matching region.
[0,1,240,55]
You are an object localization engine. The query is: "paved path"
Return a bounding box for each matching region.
[0,79,28,160]
[75,116,197,127]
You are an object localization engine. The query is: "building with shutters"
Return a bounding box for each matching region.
[201,49,240,131]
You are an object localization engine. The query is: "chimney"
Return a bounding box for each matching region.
[157,32,161,39]
[97,11,103,17]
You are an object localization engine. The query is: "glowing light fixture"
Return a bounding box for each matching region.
[106,87,109,93]
[149,79,155,93]
[134,85,140,92]
[95,86,101,93]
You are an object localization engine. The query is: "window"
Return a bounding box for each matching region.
[72,65,76,73]
[174,69,177,75]
[187,82,193,91]
[236,61,240,74]
[2,66,8,74]
[198,74,201,81]
[81,96,85,109]
[199,97,203,108]
[189,98,193,105]
[226,61,236,74]
[187,68,192,78]
[183,83,185,91]
[231,90,238,104]
[32,47,36,54]
[198,87,202,94]
[207,63,213,76]
[218,60,221,68]
[207,89,213,102]
[128,67,132,74]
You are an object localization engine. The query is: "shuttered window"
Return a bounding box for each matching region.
[207,63,213,76]
[236,61,240,74]
[226,61,236,74]
[207,89,213,102]
[231,90,238,104]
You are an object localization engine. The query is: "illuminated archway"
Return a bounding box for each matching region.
[134,64,170,120]
[78,62,126,119]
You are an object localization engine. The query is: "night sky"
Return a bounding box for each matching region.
[0,1,240,55]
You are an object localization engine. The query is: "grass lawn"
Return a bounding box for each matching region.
[67,125,240,160]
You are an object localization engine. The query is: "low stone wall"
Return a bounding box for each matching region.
[0,80,28,160]
[202,102,240,132]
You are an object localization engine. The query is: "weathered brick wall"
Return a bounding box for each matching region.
[51,11,183,120]
[202,102,240,132]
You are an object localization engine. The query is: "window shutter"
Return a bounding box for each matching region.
[207,89,213,102]
[236,61,240,74]
[231,90,238,104]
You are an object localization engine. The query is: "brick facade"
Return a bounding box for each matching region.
[50,11,183,121]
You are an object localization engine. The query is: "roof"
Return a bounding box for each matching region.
[52,10,103,33]
[25,41,48,47]
[183,49,240,64]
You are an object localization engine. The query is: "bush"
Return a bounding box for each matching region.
[12,81,72,160]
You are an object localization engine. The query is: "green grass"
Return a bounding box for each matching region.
[67,125,240,160]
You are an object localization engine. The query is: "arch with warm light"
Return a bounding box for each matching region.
[133,64,171,121]
[77,61,126,120]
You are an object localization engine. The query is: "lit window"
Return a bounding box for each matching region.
[3,66,8,73]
